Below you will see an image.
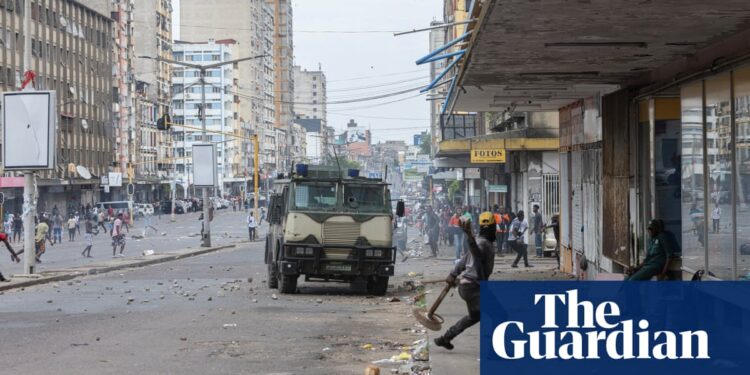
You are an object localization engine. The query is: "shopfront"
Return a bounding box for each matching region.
[679,66,750,280]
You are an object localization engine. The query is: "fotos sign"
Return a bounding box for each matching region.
[471,148,506,163]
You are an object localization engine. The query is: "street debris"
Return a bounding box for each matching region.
[271,293,278,300]
[142,250,155,256]
[222,323,237,328]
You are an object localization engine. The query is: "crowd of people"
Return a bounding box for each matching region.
[399,202,557,268]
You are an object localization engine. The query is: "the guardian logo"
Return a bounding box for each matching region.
[492,290,710,360]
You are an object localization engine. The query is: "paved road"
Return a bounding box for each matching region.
[1,209,260,276]
[0,228,430,374]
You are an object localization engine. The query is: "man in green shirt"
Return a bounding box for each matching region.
[625,219,676,281]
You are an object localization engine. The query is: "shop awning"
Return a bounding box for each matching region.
[436,137,559,158]
[444,0,750,113]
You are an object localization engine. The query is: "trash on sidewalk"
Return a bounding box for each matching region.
[142,250,155,256]
[361,343,374,350]
[222,323,237,328]
[411,339,429,361]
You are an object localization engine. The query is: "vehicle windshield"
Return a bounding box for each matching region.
[293,182,337,210]
[342,184,388,213]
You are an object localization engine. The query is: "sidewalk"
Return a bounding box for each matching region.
[0,209,264,277]
[412,243,570,374]
[0,243,238,292]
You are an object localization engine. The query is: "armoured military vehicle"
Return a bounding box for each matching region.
[265,165,404,295]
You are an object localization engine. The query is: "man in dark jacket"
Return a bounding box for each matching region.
[434,212,496,350]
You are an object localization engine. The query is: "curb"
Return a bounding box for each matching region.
[0,244,236,292]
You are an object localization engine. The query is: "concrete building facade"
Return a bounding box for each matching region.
[0,0,114,215]
[171,40,240,197]
[180,0,277,177]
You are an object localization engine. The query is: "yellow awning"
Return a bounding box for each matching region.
[436,137,559,157]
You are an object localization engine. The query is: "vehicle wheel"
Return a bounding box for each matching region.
[279,274,298,294]
[367,276,389,296]
[267,262,279,289]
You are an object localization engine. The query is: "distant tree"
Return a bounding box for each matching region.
[419,132,432,155]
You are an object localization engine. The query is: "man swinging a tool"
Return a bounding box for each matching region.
[434,212,496,350]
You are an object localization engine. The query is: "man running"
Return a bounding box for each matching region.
[0,231,21,282]
[111,213,126,258]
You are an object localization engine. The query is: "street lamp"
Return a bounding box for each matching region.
[139,53,268,247]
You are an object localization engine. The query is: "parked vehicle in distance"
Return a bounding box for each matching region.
[160,200,184,214]
[135,203,155,217]
[96,201,133,213]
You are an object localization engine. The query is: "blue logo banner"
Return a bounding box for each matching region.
[480,282,750,374]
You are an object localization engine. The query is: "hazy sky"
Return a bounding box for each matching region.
[292,0,442,143]
[174,0,443,144]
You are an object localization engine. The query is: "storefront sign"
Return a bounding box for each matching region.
[488,184,508,193]
[471,148,506,163]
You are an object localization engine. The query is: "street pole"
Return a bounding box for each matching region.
[253,134,259,221]
[171,125,176,222]
[22,0,37,275]
[200,71,211,247]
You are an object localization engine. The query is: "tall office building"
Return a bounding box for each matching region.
[180,0,278,176]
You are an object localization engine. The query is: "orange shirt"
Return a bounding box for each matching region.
[449,216,460,227]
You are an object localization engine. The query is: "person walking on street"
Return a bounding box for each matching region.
[122,211,130,233]
[711,205,721,233]
[33,217,53,262]
[426,207,440,257]
[12,214,23,243]
[260,207,267,225]
[75,212,81,235]
[449,211,463,260]
[0,232,21,282]
[67,215,77,241]
[97,211,107,234]
[142,212,158,237]
[111,213,126,258]
[434,212,497,350]
[509,210,532,268]
[52,214,63,244]
[530,204,544,257]
[247,213,258,241]
[494,207,510,255]
[545,214,561,267]
[81,216,94,258]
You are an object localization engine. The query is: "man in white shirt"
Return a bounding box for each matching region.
[508,210,533,268]
[711,205,721,233]
[111,213,126,257]
[247,213,258,241]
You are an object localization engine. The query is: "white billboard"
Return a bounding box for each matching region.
[347,127,367,144]
[192,143,217,187]
[2,91,57,170]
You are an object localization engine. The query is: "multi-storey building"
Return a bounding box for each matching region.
[132,0,173,200]
[180,0,277,179]
[171,40,240,197]
[293,65,327,164]
[428,21,445,157]
[0,0,114,215]
[265,0,294,171]
[293,65,326,124]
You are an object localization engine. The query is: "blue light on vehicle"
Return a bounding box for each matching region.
[296,164,308,177]
[347,169,360,177]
